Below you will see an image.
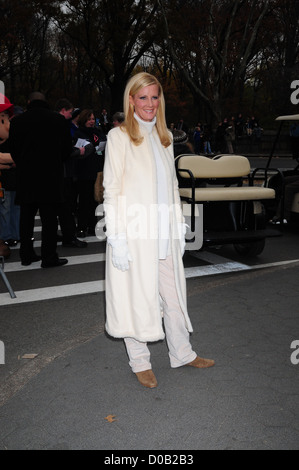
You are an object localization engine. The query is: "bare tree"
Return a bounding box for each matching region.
[158,0,270,122]
[55,0,160,112]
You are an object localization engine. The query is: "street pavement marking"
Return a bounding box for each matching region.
[4,253,106,273]
[185,262,249,278]
[9,236,104,250]
[0,281,105,306]
[2,214,297,305]
[185,258,299,278]
[1,257,299,306]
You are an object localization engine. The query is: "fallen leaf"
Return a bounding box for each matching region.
[105,414,117,423]
[20,354,38,359]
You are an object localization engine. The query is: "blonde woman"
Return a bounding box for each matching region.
[103,72,214,388]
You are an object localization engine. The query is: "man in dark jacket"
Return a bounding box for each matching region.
[9,92,72,267]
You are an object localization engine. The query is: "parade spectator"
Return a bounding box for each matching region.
[214,121,226,154]
[235,113,244,137]
[9,92,72,267]
[225,120,235,154]
[70,108,81,137]
[55,99,88,248]
[203,124,213,155]
[252,122,263,152]
[74,109,106,237]
[112,111,125,127]
[99,108,111,134]
[0,102,20,247]
[173,129,194,157]
[193,125,202,154]
[271,175,299,225]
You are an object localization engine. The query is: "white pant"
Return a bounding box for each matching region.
[124,255,197,372]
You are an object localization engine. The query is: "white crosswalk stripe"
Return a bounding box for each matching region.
[4,253,106,273]
[0,281,105,305]
[1,219,298,306]
[1,254,298,306]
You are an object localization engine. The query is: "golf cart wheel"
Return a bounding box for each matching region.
[233,239,265,257]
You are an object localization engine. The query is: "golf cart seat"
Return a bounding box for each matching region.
[177,154,275,203]
[176,154,278,256]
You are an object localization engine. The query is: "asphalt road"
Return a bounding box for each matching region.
[0,154,298,408]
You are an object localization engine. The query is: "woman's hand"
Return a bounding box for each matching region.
[108,234,132,271]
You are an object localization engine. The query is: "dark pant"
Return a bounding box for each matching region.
[58,177,77,243]
[20,202,61,263]
[75,179,97,233]
[276,175,299,220]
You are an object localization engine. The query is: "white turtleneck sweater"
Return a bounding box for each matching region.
[134,113,170,259]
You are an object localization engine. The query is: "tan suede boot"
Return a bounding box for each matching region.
[135,370,158,388]
[186,356,215,369]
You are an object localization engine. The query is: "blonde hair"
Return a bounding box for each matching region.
[121,72,171,148]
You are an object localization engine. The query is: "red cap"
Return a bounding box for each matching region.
[0,93,14,116]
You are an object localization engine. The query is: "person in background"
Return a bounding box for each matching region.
[74,109,106,237]
[55,99,88,248]
[225,120,235,154]
[193,124,202,154]
[235,113,244,138]
[270,174,299,225]
[0,104,21,247]
[112,112,125,127]
[214,122,226,154]
[103,72,215,389]
[172,129,194,158]
[203,124,213,155]
[99,108,111,134]
[9,92,71,268]
[70,108,81,137]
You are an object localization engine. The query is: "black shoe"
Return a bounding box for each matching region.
[62,238,87,248]
[76,230,87,238]
[5,239,19,247]
[41,258,68,268]
[21,254,41,266]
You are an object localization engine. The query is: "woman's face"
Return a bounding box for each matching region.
[129,84,160,122]
[85,114,95,128]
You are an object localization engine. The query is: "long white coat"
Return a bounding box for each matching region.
[103,124,193,342]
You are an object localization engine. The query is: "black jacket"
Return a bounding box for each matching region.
[73,126,106,180]
[9,100,72,204]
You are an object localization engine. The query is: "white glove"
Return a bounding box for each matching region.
[178,223,188,256]
[108,234,132,272]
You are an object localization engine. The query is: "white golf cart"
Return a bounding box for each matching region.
[176,153,281,257]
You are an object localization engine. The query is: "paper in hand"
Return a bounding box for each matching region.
[75,138,90,148]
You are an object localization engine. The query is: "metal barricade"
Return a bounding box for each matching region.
[0,256,16,299]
